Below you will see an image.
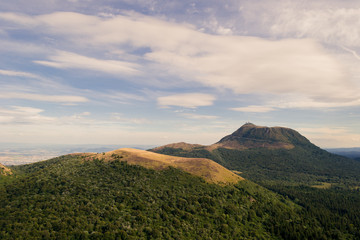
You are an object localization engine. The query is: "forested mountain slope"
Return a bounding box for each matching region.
[151,123,360,239]
[0,153,328,239]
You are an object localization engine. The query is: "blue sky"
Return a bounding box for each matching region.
[1,0,360,148]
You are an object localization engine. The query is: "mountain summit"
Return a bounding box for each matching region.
[216,123,311,150]
[153,123,312,152]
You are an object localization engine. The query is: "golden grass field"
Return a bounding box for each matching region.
[84,148,243,185]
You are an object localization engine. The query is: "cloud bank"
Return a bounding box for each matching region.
[1,11,358,109]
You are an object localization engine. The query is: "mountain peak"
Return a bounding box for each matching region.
[216,123,311,150]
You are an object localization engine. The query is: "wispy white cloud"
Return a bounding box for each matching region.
[277,99,360,109]
[0,92,88,103]
[34,51,140,75]
[298,126,360,148]
[298,127,348,135]
[0,69,41,79]
[181,113,218,119]
[231,96,360,113]
[341,46,360,61]
[97,90,146,104]
[231,105,276,113]
[0,106,55,124]
[270,7,360,48]
[157,93,215,108]
[110,113,151,124]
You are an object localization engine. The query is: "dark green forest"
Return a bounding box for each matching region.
[0,155,331,239]
[153,145,360,239]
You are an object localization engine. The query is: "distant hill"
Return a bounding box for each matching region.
[80,148,243,184]
[0,163,12,176]
[0,152,327,239]
[326,148,360,161]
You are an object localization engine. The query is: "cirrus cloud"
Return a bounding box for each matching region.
[34,50,140,76]
[270,7,360,48]
[0,92,88,103]
[157,93,215,108]
[0,69,41,79]
[231,105,276,113]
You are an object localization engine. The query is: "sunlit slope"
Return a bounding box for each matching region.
[0,163,12,176]
[86,148,243,184]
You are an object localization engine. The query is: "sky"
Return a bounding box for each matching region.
[1,0,360,148]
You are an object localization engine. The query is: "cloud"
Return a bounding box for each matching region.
[110,113,151,124]
[298,127,348,135]
[276,98,360,109]
[70,111,91,119]
[0,92,88,103]
[34,51,140,75]
[157,93,215,108]
[341,46,360,61]
[1,11,359,108]
[181,113,218,119]
[231,96,360,112]
[0,106,55,124]
[270,7,360,48]
[298,126,360,148]
[231,105,276,113]
[91,90,146,105]
[0,12,38,26]
[0,69,41,79]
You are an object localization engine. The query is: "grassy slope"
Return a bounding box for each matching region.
[151,143,360,187]
[0,163,12,176]
[82,148,243,184]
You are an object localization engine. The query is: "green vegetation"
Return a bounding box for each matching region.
[2,124,360,239]
[151,123,360,239]
[152,144,360,240]
[1,155,327,239]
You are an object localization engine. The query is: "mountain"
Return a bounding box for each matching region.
[151,123,360,186]
[152,123,308,152]
[215,123,310,149]
[0,150,327,239]
[0,163,12,176]
[151,123,360,238]
[326,147,360,161]
[81,148,243,184]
